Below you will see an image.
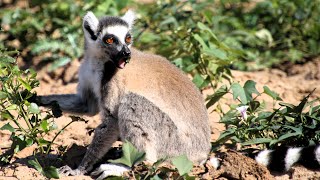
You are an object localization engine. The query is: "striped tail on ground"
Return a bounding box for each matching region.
[255,145,320,172]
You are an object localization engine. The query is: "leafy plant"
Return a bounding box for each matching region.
[1,0,319,82]
[28,158,59,179]
[0,49,87,178]
[215,0,320,70]
[212,80,320,150]
[171,155,194,177]
[135,0,241,89]
[109,141,195,179]
[109,140,146,167]
[135,0,320,71]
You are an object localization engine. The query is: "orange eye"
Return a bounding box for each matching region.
[106,37,114,44]
[125,35,132,44]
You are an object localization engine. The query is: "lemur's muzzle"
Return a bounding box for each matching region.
[117,46,131,69]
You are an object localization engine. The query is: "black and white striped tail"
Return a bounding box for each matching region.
[255,145,320,172]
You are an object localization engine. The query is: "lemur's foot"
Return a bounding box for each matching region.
[58,165,85,176]
[91,164,130,180]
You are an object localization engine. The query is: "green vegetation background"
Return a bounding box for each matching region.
[1,0,320,178]
[1,0,319,74]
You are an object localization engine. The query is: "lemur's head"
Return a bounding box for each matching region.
[83,10,135,69]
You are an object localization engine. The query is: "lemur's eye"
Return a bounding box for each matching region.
[106,37,114,44]
[125,35,132,44]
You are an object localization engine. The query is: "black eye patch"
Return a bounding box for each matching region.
[125,33,132,44]
[102,34,119,45]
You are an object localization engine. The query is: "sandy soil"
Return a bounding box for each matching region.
[1,57,320,179]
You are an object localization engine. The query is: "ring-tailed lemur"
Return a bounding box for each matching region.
[38,10,211,178]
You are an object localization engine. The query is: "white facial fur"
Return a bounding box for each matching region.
[102,25,130,49]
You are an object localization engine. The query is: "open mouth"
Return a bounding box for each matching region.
[117,57,130,69]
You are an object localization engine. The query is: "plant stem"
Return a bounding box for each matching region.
[46,118,76,154]
[19,104,33,131]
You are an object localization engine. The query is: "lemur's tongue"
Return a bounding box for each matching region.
[118,58,126,69]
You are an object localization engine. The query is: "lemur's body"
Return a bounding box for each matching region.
[39,11,210,177]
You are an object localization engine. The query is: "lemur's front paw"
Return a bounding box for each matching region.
[58,165,85,176]
[91,164,130,180]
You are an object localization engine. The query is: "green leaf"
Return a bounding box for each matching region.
[255,29,273,46]
[231,83,247,104]
[48,57,71,72]
[249,101,260,112]
[29,103,40,114]
[215,128,236,143]
[0,123,15,132]
[159,17,178,27]
[243,80,259,97]
[230,80,259,104]
[294,92,311,113]
[284,126,303,134]
[12,135,28,153]
[108,140,145,167]
[277,132,302,142]
[0,91,7,99]
[310,105,320,115]
[0,55,16,63]
[6,104,18,110]
[40,120,49,132]
[193,34,208,49]
[26,139,34,146]
[263,86,282,101]
[151,175,162,180]
[1,111,14,120]
[185,64,198,72]
[28,159,59,179]
[192,74,204,88]
[38,138,50,146]
[206,85,228,108]
[18,78,31,91]
[241,138,273,146]
[43,166,59,179]
[279,102,295,110]
[203,48,227,60]
[171,155,193,176]
[197,22,218,41]
[28,159,43,173]
[185,174,196,180]
[31,40,63,54]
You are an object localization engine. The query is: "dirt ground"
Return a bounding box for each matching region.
[1,57,320,179]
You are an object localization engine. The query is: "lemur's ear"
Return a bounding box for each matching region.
[122,10,136,29]
[83,11,99,40]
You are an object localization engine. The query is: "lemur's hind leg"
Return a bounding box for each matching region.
[118,92,183,162]
[91,93,182,179]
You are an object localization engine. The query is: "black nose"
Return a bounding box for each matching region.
[122,50,131,56]
[122,46,131,57]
